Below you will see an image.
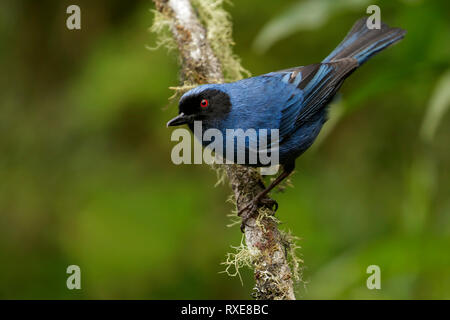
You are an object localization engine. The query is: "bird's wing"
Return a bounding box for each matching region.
[269,58,358,140]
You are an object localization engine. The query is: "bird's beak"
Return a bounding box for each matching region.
[166,113,190,127]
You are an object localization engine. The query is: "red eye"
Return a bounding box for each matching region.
[200,99,209,108]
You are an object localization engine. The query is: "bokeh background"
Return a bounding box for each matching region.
[1,0,449,299]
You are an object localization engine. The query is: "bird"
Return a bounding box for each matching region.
[167,17,406,224]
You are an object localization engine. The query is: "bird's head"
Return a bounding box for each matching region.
[166,85,231,127]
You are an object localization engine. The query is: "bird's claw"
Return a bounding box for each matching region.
[259,197,278,212]
[238,200,258,232]
[238,197,278,232]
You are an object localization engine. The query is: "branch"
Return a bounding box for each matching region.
[152,0,297,300]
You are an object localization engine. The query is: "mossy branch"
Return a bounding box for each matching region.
[151,0,299,300]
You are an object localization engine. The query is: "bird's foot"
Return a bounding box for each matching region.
[260,197,278,211]
[238,196,278,232]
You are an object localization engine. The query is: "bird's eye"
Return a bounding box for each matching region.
[200,99,209,108]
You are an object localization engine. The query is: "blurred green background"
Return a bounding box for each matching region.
[1,0,449,299]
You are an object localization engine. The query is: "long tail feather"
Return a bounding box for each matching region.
[323,17,406,65]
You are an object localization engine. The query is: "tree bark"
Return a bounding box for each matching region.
[153,0,296,300]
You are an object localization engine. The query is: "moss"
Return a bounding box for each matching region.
[280,230,304,283]
[192,0,250,82]
[220,235,260,284]
[210,163,228,187]
[252,267,283,299]
[167,83,198,100]
[150,1,250,103]
[225,195,242,227]
[148,9,177,52]
[255,207,279,233]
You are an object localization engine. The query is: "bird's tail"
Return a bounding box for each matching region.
[322,17,406,65]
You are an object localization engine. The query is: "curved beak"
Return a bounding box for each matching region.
[166,112,190,127]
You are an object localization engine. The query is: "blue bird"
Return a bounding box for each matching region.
[167,17,406,220]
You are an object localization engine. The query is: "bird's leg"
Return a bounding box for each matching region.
[239,169,290,214]
[238,163,295,231]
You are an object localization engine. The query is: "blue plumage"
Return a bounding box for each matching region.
[167,17,406,220]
